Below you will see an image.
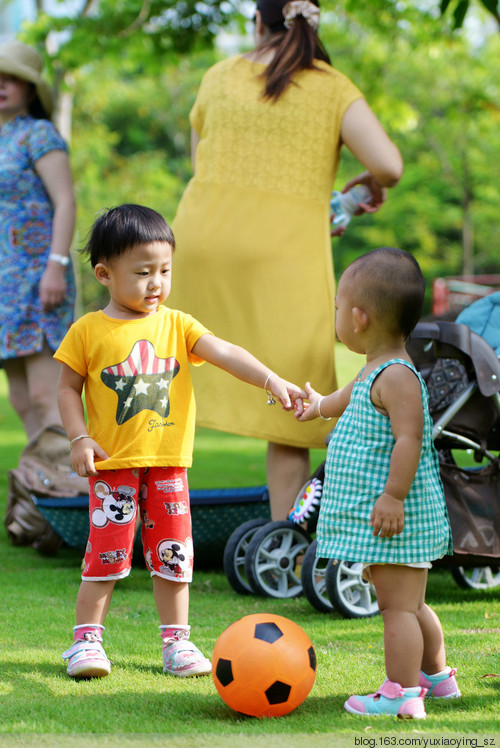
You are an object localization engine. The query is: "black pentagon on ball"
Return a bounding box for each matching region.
[265,680,292,705]
[308,645,317,671]
[215,658,234,687]
[254,621,284,644]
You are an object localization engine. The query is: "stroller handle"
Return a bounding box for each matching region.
[409,321,500,397]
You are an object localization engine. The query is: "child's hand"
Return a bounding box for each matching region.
[370,493,405,538]
[295,382,323,422]
[267,374,306,411]
[293,397,305,418]
[70,439,109,477]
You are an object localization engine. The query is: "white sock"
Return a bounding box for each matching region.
[424,666,451,678]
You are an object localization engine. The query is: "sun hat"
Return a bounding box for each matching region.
[0,39,52,117]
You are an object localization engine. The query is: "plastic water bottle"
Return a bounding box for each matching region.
[330,184,372,229]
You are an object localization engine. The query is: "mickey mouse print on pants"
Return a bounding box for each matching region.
[92,480,137,528]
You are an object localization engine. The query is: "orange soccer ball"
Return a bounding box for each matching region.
[211,613,316,718]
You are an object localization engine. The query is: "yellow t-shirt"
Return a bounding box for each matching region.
[54,306,211,470]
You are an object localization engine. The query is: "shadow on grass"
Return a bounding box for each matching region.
[0,658,343,732]
[2,657,499,735]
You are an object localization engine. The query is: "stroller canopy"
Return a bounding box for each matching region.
[456,291,500,356]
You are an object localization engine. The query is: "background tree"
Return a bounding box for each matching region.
[19,0,243,311]
[16,0,500,314]
[320,1,500,310]
[440,0,499,29]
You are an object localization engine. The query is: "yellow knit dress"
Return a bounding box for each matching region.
[169,56,363,449]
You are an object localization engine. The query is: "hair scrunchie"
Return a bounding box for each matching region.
[283,0,320,30]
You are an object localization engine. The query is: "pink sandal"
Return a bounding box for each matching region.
[419,667,461,698]
[345,679,427,719]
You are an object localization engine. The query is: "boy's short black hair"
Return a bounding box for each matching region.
[348,247,425,339]
[82,204,175,267]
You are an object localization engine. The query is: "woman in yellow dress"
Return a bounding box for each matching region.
[169,0,403,519]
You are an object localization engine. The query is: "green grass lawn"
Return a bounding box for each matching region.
[0,346,499,743]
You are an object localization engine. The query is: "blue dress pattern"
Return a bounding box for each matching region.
[0,115,75,362]
[316,359,453,564]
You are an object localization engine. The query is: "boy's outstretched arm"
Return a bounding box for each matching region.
[58,363,109,477]
[191,334,306,409]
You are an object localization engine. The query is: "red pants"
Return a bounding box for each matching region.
[82,466,193,583]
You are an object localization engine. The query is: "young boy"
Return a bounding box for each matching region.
[55,204,304,679]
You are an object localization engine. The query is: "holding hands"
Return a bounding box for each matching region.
[264,372,306,411]
[294,380,353,422]
[293,382,322,421]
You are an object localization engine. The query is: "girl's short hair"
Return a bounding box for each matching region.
[82,204,175,267]
[348,247,425,339]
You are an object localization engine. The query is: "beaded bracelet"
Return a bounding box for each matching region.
[69,434,91,448]
[264,373,277,406]
[317,397,331,421]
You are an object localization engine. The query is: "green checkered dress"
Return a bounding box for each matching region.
[316,359,452,564]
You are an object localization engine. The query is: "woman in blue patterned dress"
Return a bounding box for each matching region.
[296,248,459,719]
[0,40,76,438]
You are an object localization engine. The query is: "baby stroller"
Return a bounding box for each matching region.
[223,319,500,617]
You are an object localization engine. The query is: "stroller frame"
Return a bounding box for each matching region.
[407,320,500,569]
[224,320,500,614]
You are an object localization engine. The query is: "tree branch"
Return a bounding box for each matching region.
[118,0,153,38]
[81,0,96,15]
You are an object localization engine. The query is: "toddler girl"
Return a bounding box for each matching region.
[296,247,459,719]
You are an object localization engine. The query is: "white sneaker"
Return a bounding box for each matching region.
[62,639,111,679]
[162,639,211,677]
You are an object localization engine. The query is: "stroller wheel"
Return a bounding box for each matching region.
[301,539,334,613]
[451,565,500,590]
[244,520,311,598]
[223,518,269,595]
[325,559,379,619]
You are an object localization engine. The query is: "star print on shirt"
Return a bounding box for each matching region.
[101,340,180,425]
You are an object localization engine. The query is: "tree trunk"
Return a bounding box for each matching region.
[462,196,474,279]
